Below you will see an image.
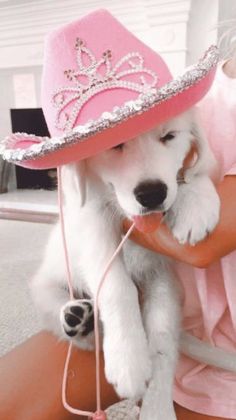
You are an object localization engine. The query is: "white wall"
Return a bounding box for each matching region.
[0,66,42,139]
[0,0,192,69]
[187,0,219,66]
[218,0,236,57]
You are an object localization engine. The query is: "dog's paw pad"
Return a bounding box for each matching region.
[64,312,81,327]
[70,305,85,318]
[65,329,78,337]
[81,313,94,336]
[60,300,94,338]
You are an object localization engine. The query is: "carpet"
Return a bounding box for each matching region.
[0,219,53,356]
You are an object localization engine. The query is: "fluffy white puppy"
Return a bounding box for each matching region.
[31,108,220,420]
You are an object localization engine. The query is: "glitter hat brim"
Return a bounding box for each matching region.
[0,46,218,170]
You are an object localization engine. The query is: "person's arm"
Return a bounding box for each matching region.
[123,176,236,268]
[0,331,118,420]
[0,331,226,420]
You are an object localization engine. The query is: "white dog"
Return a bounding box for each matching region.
[31,108,221,419]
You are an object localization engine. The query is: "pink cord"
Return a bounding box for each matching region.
[57,167,135,419]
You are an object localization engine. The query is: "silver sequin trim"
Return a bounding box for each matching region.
[0,46,219,163]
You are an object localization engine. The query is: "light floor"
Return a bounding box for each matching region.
[0,218,53,356]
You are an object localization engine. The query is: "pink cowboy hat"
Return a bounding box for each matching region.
[0,9,218,170]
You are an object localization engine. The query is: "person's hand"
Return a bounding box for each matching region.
[223,56,236,79]
[123,176,236,268]
[123,216,205,267]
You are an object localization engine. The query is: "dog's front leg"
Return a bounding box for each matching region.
[140,268,181,420]
[90,266,152,400]
[79,214,151,400]
[101,261,151,400]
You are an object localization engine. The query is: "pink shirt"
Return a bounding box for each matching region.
[173,63,236,418]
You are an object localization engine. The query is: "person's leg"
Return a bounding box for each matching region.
[0,331,229,420]
[0,331,118,420]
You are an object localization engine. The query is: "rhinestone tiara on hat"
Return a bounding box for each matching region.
[52,37,158,131]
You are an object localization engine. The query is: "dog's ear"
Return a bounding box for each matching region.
[184,115,219,183]
[74,161,87,207]
[61,161,87,207]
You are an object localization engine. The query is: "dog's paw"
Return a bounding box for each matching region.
[104,335,151,400]
[166,177,220,245]
[60,300,94,338]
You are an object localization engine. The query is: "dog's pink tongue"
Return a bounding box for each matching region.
[133,213,163,233]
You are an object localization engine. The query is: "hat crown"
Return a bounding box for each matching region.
[42,9,172,136]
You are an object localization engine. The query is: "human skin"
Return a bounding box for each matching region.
[223,55,236,78]
[123,175,236,268]
[0,331,228,420]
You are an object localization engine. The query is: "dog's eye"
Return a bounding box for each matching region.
[160,132,175,142]
[112,143,124,151]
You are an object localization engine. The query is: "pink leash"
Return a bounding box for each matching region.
[57,167,135,419]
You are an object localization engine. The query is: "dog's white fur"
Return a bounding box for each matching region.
[31,108,222,419]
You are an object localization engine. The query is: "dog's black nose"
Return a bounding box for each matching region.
[134,181,167,209]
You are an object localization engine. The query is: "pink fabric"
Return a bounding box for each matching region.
[173,62,236,418]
